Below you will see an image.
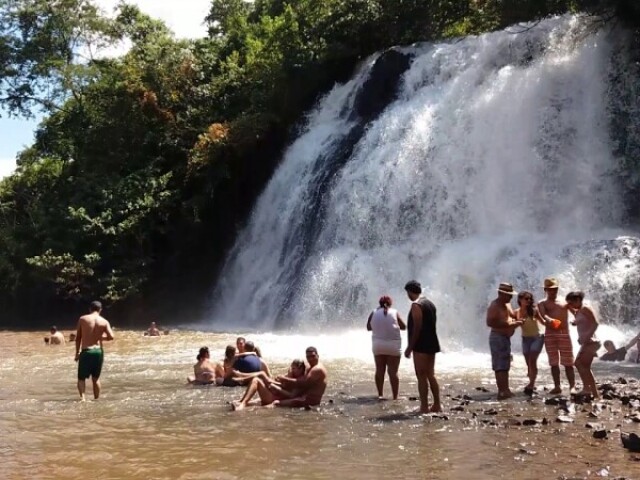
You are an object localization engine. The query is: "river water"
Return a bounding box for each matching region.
[2,329,640,479]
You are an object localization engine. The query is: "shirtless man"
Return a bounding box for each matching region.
[48,326,65,345]
[538,277,576,394]
[232,347,327,410]
[74,301,115,401]
[231,360,305,410]
[486,283,523,400]
[146,322,161,336]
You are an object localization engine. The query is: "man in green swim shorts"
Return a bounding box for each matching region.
[74,301,115,401]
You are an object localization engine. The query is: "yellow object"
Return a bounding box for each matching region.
[521,316,541,337]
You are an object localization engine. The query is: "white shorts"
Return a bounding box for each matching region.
[372,339,401,356]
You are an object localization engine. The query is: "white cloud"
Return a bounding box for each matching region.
[96,0,210,39]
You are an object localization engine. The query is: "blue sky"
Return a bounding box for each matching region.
[0,0,210,178]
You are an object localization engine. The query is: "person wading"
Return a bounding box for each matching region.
[74,301,115,401]
[538,277,576,395]
[486,283,523,400]
[404,280,442,413]
[367,295,406,400]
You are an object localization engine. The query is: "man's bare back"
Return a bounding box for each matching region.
[50,331,65,345]
[76,312,114,352]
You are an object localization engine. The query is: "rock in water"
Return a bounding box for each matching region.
[593,429,608,439]
[556,415,574,423]
[621,432,640,452]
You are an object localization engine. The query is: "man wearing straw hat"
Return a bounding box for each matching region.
[538,277,576,395]
[486,283,523,400]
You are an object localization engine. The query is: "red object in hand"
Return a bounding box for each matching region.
[550,319,561,330]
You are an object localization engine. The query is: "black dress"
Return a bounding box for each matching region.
[408,296,441,354]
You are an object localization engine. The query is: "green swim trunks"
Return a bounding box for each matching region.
[78,348,104,380]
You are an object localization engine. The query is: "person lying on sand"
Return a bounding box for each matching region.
[231,359,306,410]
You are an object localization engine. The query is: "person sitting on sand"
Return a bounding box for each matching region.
[188,347,224,385]
[231,359,306,410]
[145,322,161,337]
[232,347,326,410]
[48,326,66,345]
[600,332,640,362]
[567,291,600,399]
[273,347,327,408]
[236,337,246,353]
[220,344,271,386]
[233,341,271,376]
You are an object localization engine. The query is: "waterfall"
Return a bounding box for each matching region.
[209,16,640,348]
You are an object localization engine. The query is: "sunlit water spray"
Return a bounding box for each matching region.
[209,16,640,354]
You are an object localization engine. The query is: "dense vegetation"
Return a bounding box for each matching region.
[0,0,638,327]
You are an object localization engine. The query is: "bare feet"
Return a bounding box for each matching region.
[429,404,442,413]
[549,387,562,395]
[79,395,86,402]
[497,391,514,400]
[231,401,245,411]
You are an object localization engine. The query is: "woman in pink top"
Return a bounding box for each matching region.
[567,291,600,399]
[367,295,406,399]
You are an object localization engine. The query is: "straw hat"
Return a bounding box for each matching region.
[543,277,560,289]
[497,282,517,295]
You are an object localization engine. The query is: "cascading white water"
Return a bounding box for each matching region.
[209,16,640,349]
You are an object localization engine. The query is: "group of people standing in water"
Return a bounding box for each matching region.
[188,336,328,410]
[487,276,638,400]
[367,280,442,413]
[368,277,640,407]
[45,277,637,409]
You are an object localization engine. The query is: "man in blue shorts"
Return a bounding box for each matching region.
[486,283,523,400]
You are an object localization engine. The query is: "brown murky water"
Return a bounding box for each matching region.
[1,330,639,480]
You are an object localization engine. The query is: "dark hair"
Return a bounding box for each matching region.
[404,280,422,295]
[224,345,236,360]
[379,295,392,314]
[197,346,209,361]
[50,325,57,332]
[236,337,245,343]
[566,291,585,302]
[306,346,318,355]
[517,291,534,317]
[90,300,102,312]
[245,341,256,352]
[291,359,306,375]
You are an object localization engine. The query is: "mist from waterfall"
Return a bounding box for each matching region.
[208,16,640,349]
